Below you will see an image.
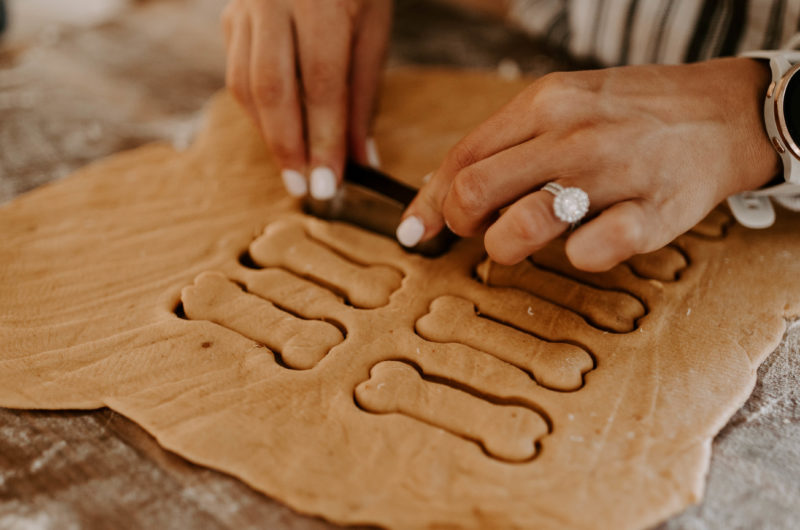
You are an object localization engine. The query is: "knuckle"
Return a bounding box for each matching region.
[268,140,297,164]
[449,167,486,216]
[448,140,480,170]
[611,213,645,254]
[533,93,568,124]
[303,60,345,105]
[537,71,568,90]
[227,72,249,104]
[530,72,582,123]
[252,75,286,107]
[534,71,570,102]
[508,202,551,246]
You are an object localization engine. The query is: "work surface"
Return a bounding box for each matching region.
[1,1,798,528]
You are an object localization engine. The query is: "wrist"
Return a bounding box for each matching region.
[726,50,800,228]
[731,57,782,193]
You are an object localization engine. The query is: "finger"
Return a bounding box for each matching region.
[402,95,544,236]
[437,72,595,186]
[221,3,234,49]
[565,200,659,272]
[294,2,353,199]
[348,0,392,168]
[398,73,588,246]
[483,190,570,266]
[441,133,572,237]
[250,8,308,196]
[225,14,259,124]
[396,170,453,247]
[483,177,627,265]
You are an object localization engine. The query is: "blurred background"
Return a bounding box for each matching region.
[0,0,569,203]
[0,1,798,529]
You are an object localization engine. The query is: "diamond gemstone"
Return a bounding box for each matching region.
[553,187,590,223]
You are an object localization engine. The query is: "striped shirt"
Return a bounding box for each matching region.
[507,0,800,65]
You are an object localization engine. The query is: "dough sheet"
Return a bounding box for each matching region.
[1,69,797,529]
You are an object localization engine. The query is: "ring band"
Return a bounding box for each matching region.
[542,182,590,224]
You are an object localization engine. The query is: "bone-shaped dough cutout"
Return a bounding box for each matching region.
[531,238,686,287]
[249,218,402,308]
[416,296,593,391]
[355,361,548,462]
[626,245,688,282]
[476,259,645,333]
[244,268,345,319]
[689,208,733,238]
[181,272,343,369]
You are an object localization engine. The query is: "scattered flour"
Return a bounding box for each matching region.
[29,440,67,473]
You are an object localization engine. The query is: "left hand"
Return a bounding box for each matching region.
[396,58,780,271]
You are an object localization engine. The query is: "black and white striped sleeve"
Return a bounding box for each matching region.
[506,0,800,65]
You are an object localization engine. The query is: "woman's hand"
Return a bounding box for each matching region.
[396,58,780,271]
[222,0,392,199]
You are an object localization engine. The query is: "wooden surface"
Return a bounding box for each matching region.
[0,408,346,529]
[0,1,798,528]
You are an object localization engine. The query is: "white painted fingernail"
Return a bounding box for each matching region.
[310,166,337,200]
[366,137,381,168]
[281,169,307,197]
[396,216,425,247]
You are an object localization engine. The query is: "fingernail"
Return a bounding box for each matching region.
[310,166,337,200]
[396,216,425,247]
[422,172,433,184]
[366,137,381,168]
[281,169,307,197]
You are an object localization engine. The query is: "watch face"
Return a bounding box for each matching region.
[783,67,800,147]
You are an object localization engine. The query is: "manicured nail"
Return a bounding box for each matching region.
[281,169,307,197]
[366,137,381,168]
[396,216,425,247]
[310,166,337,200]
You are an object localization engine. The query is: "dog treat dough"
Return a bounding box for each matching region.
[2,68,799,529]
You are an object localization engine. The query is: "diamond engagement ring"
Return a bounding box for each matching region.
[542,182,590,224]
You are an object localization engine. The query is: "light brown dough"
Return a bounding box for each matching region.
[0,68,798,530]
[416,295,593,390]
[355,360,548,462]
[182,271,343,370]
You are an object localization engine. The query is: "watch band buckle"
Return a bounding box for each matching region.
[727,183,800,228]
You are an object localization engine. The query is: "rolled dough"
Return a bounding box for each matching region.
[1,68,798,529]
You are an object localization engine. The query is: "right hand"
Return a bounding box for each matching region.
[222,0,392,199]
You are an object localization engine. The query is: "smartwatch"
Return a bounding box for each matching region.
[728,49,800,228]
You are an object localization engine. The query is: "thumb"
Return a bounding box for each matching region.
[396,171,450,248]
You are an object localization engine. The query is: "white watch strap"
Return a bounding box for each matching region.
[773,194,800,211]
[740,50,800,61]
[727,50,800,228]
[728,182,800,228]
[727,195,776,229]
[740,182,800,197]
